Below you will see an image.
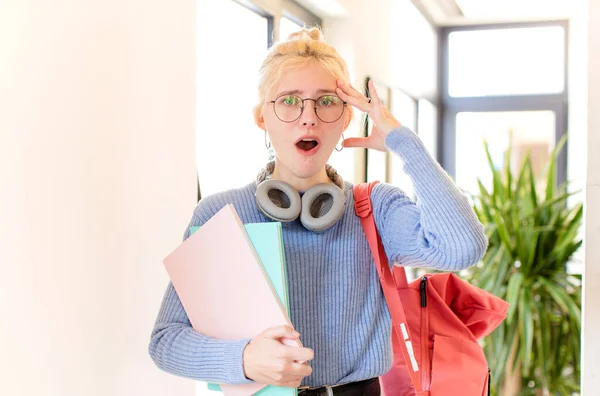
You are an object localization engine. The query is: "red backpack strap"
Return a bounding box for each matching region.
[354,181,409,289]
[353,182,423,393]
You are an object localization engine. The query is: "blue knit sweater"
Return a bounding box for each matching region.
[148,126,488,387]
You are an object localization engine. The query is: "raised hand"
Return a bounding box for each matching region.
[335,78,402,152]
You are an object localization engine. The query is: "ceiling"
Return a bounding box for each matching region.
[291,0,577,26]
[417,0,577,26]
[292,0,349,19]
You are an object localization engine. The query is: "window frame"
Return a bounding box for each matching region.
[439,20,570,187]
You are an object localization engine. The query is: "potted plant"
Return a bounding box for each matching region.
[466,136,583,395]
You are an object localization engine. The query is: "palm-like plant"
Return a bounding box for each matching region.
[466,136,583,395]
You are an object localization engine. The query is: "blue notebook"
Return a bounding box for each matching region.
[189,222,297,396]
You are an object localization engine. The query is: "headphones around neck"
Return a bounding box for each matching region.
[255,179,346,232]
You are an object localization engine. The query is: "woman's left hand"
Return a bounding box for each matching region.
[336,78,402,152]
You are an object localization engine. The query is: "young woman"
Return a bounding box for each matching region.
[148,27,488,396]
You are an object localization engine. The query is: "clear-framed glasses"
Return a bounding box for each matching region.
[269,94,347,123]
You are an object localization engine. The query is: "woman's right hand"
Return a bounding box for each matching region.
[242,325,314,387]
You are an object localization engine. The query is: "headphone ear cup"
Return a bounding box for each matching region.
[300,183,346,232]
[255,179,301,222]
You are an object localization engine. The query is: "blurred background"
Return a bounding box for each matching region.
[1,0,598,395]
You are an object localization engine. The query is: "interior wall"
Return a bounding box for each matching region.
[583,0,600,391]
[0,0,198,395]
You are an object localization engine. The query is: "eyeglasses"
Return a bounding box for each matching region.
[269,94,346,123]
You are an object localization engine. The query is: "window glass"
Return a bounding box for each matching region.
[389,88,417,199]
[417,99,437,159]
[279,16,302,41]
[197,0,269,196]
[448,26,565,97]
[455,111,556,196]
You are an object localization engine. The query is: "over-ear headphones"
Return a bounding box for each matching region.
[255,179,346,232]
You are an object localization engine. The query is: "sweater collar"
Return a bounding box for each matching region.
[255,161,345,191]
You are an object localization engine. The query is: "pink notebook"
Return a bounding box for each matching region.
[163,204,300,396]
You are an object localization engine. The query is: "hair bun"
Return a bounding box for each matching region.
[286,26,324,42]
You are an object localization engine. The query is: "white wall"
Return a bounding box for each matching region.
[0,0,198,395]
[321,0,439,183]
[582,0,600,392]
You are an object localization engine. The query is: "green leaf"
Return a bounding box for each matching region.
[493,210,514,255]
[506,272,524,323]
[545,162,556,203]
[525,231,539,274]
[544,134,567,203]
[489,323,506,387]
[519,287,534,375]
[492,251,513,294]
[497,320,519,381]
[540,278,581,328]
[525,158,539,212]
[569,317,581,370]
[504,138,513,200]
[513,154,528,197]
[533,292,550,389]
[529,189,581,217]
[476,180,495,223]
[484,141,506,201]
[555,204,584,259]
[518,158,537,219]
[474,244,505,291]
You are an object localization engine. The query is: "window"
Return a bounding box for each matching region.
[417,99,438,159]
[279,16,302,41]
[389,88,418,199]
[196,1,322,199]
[441,22,568,189]
[448,26,566,97]
[388,96,437,201]
[454,111,556,196]
[196,0,271,197]
[366,80,390,183]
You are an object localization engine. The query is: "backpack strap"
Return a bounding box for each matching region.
[354,181,409,289]
[353,181,423,393]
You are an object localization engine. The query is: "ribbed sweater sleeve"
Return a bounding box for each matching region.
[372,126,488,270]
[148,208,254,385]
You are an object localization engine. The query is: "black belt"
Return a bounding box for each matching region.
[297,377,380,396]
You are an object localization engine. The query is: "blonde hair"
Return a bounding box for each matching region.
[253,26,353,124]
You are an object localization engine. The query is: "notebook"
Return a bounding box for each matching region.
[190,222,290,317]
[163,204,299,396]
[190,222,297,396]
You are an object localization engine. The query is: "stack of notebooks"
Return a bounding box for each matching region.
[162,204,299,396]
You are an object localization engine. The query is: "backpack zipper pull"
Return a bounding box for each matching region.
[420,276,430,390]
[420,276,428,307]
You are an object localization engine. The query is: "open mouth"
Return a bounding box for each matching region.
[295,137,320,151]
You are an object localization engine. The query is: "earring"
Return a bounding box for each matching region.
[335,133,345,152]
[264,131,271,149]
